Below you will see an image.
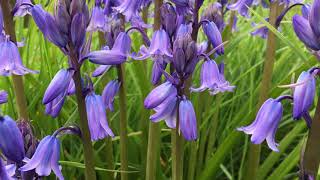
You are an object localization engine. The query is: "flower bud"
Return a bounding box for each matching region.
[161,3,177,37]
[292,15,320,51]
[0,116,25,163]
[0,90,8,104]
[179,98,197,141]
[43,69,73,105]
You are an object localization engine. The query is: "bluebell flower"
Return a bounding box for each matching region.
[292,70,316,120]
[191,60,235,94]
[13,0,33,17]
[161,3,178,37]
[0,40,37,76]
[228,0,254,18]
[144,81,177,109]
[171,0,191,15]
[30,5,68,48]
[133,29,172,61]
[292,14,320,51]
[71,13,87,53]
[20,136,64,179]
[301,4,311,19]
[251,18,269,39]
[45,94,66,118]
[0,90,8,104]
[179,98,197,141]
[201,3,225,32]
[0,159,14,180]
[102,80,121,111]
[150,94,177,128]
[201,20,224,55]
[0,116,25,163]
[115,0,148,21]
[86,32,131,65]
[43,69,74,105]
[238,98,283,152]
[87,6,107,32]
[86,92,114,141]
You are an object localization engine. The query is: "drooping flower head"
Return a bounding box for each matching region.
[292,69,317,120]
[228,0,254,18]
[179,98,197,140]
[102,80,121,111]
[0,39,37,76]
[191,59,235,95]
[87,6,107,32]
[238,98,285,152]
[20,136,63,179]
[86,91,115,141]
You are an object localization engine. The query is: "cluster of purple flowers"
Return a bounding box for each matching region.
[0,0,236,178]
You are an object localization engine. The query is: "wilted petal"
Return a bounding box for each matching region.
[292,15,320,51]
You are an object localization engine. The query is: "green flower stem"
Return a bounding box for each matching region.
[244,2,280,180]
[146,1,162,179]
[139,7,150,180]
[117,63,129,180]
[70,49,97,180]
[303,95,320,177]
[1,0,29,121]
[98,32,115,180]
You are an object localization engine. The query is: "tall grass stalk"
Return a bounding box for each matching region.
[1,0,29,121]
[244,2,280,179]
[146,1,162,179]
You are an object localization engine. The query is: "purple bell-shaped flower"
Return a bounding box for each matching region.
[86,92,114,141]
[20,136,64,179]
[0,90,8,104]
[102,80,121,111]
[86,32,131,65]
[0,40,37,76]
[179,98,197,141]
[238,98,284,152]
